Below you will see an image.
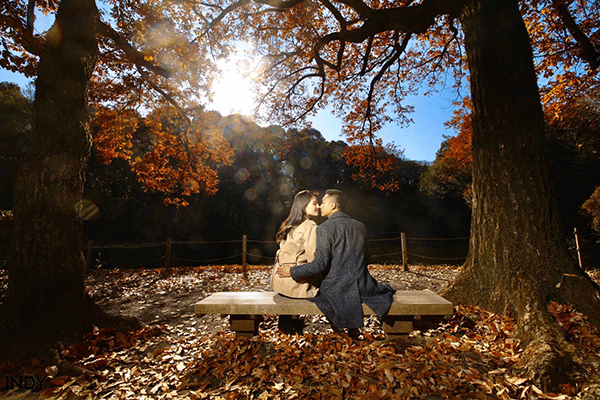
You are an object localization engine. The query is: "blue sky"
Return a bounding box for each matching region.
[309,92,458,162]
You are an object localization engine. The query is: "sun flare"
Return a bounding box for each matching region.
[210,56,258,117]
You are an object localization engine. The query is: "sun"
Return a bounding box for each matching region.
[210,56,258,117]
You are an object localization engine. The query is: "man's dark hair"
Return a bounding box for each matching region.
[326,189,346,210]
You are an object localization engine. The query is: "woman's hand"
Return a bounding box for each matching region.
[277,265,292,278]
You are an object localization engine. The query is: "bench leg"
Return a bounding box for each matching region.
[382,316,413,341]
[229,314,263,338]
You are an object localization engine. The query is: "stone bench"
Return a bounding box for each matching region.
[194,290,453,340]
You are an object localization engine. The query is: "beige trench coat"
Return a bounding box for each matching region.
[271,219,321,298]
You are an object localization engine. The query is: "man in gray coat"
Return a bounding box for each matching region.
[277,189,395,334]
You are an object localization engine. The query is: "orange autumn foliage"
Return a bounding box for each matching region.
[343,141,403,192]
[92,108,138,164]
[443,98,472,169]
[92,105,233,207]
[419,97,473,202]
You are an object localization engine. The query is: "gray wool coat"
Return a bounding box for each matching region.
[290,211,395,329]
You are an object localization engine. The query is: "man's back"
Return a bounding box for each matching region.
[317,212,369,290]
[291,211,394,329]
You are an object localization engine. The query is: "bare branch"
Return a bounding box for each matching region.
[321,0,350,28]
[430,17,460,73]
[260,65,320,103]
[359,36,374,75]
[335,0,372,18]
[256,63,324,123]
[136,66,187,120]
[363,33,411,133]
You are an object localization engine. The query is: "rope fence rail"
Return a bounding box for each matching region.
[85,233,474,272]
[86,228,588,272]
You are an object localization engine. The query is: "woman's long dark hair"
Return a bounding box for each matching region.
[276,190,317,243]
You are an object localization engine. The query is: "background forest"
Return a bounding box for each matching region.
[1,81,598,269]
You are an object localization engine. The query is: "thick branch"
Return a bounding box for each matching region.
[255,0,304,9]
[203,0,251,34]
[97,21,172,78]
[552,0,600,70]
[26,0,35,32]
[17,0,44,56]
[369,0,465,35]
[19,30,44,56]
[359,37,374,75]
[313,0,465,68]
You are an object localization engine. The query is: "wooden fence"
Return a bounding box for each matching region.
[84,227,590,272]
[85,233,472,272]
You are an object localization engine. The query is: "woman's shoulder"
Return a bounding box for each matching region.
[289,219,316,238]
[298,219,317,230]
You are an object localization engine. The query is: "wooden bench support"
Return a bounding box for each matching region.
[194,290,453,339]
[229,314,263,338]
[382,316,414,341]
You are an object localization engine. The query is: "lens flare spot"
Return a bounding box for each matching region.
[244,188,258,201]
[46,23,63,46]
[283,164,294,176]
[271,201,284,215]
[300,157,313,170]
[234,168,250,184]
[278,181,293,195]
[73,199,100,220]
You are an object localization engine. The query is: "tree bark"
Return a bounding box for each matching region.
[2,0,100,350]
[444,0,600,391]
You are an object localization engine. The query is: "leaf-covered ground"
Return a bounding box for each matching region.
[1,265,600,399]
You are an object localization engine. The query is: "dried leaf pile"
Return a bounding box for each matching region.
[0,265,599,399]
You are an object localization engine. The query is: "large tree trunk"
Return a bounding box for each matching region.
[444,0,600,391]
[2,0,100,350]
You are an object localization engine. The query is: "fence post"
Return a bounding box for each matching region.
[86,240,93,271]
[401,232,408,271]
[242,235,247,271]
[574,228,584,270]
[165,237,172,270]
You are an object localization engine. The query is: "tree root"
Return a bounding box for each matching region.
[515,336,580,393]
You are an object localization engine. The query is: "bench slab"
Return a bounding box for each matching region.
[194,290,453,339]
[194,290,453,317]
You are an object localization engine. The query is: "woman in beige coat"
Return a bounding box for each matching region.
[272,190,322,332]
